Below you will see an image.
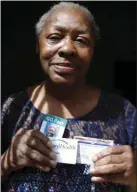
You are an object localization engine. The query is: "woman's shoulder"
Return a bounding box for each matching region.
[2,91,28,110]
[102,91,136,109]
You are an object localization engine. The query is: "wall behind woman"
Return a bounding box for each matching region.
[2,1,136,106]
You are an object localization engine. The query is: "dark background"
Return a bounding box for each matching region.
[2,1,136,106]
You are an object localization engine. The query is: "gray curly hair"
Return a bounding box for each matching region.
[35,2,100,44]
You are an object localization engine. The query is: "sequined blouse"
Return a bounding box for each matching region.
[1,90,137,192]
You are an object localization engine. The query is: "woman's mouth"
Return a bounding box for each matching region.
[53,64,76,74]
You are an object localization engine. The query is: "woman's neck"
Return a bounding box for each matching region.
[45,80,90,102]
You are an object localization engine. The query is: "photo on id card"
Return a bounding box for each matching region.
[40,114,67,138]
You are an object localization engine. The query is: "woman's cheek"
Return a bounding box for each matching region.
[40,44,61,61]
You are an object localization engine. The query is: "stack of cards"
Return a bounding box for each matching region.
[40,114,114,165]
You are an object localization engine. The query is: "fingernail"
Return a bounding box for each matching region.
[44,167,51,172]
[91,177,98,181]
[47,141,53,148]
[92,156,98,162]
[89,168,95,173]
[50,152,56,160]
[50,160,57,168]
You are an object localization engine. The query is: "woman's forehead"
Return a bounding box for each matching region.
[45,9,92,32]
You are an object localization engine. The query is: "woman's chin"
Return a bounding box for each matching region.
[50,73,76,86]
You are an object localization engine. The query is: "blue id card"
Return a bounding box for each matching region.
[40,114,67,138]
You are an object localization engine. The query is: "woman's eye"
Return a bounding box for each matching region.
[48,35,61,42]
[76,38,87,44]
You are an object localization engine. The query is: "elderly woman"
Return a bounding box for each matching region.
[1,2,136,192]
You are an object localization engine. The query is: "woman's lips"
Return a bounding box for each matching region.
[53,64,76,74]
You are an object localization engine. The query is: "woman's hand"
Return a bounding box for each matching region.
[1,128,57,177]
[89,145,136,187]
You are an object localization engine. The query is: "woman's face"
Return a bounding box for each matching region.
[38,8,94,85]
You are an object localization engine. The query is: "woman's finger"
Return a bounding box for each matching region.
[27,137,56,160]
[94,154,124,167]
[89,163,125,175]
[92,145,131,162]
[26,130,53,149]
[91,173,130,185]
[20,144,56,168]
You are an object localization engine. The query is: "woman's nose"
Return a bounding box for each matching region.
[58,38,76,57]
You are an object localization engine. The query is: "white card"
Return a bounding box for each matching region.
[49,137,78,164]
[74,136,114,145]
[77,141,113,166]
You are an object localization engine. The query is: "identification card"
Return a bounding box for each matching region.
[75,136,114,166]
[49,137,78,164]
[77,141,112,166]
[40,114,67,138]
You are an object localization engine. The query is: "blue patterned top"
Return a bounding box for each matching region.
[1,90,137,192]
